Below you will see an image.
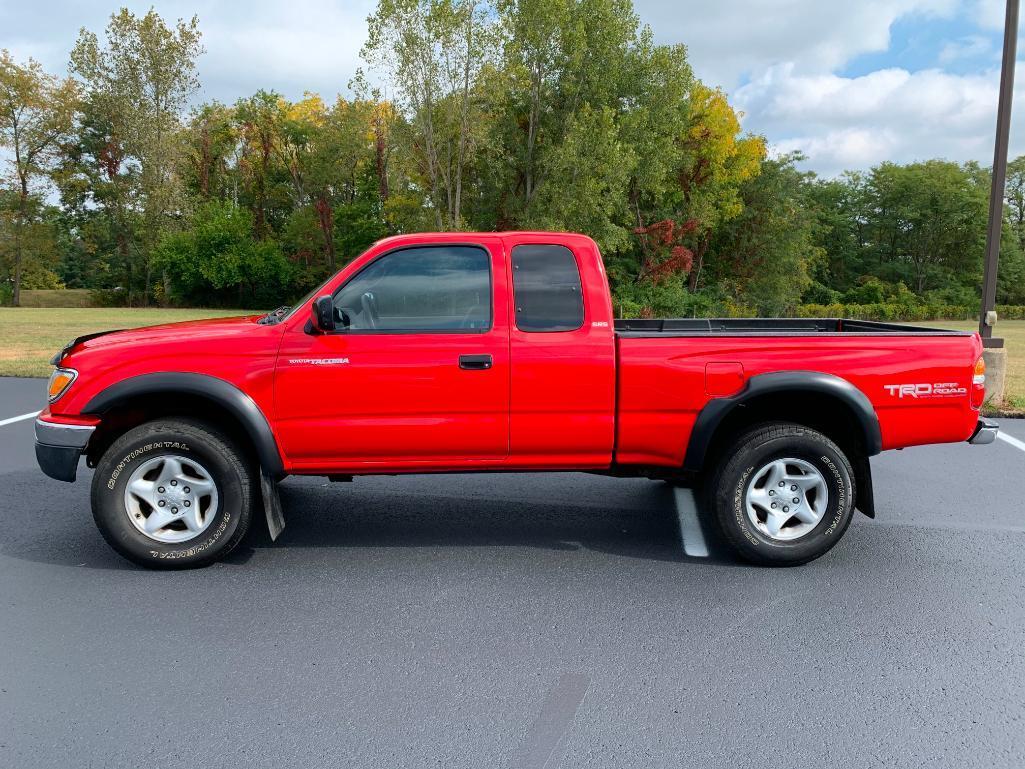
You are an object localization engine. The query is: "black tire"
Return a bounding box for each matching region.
[707,423,856,566]
[91,418,255,569]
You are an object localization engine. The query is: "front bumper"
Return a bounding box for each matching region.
[968,418,999,446]
[35,419,96,482]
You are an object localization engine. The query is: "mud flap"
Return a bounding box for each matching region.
[260,470,286,541]
[854,455,875,519]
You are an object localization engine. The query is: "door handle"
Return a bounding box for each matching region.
[459,354,493,370]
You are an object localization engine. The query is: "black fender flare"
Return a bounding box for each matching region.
[84,372,285,479]
[683,370,882,473]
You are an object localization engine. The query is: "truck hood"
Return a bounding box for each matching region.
[56,315,266,364]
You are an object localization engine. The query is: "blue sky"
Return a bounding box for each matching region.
[842,13,1001,77]
[2,0,1023,176]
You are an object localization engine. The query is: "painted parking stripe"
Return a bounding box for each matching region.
[0,411,41,428]
[511,673,590,769]
[673,487,710,558]
[997,432,1025,454]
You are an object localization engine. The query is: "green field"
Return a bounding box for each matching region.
[1,308,1021,411]
[0,308,255,378]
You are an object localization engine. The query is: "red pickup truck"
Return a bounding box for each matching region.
[36,232,997,568]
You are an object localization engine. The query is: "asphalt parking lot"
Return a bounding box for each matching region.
[1,376,1024,768]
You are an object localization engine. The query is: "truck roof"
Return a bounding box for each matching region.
[370,231,598,248]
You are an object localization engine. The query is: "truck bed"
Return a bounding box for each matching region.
[611,318,983,467]
[614,318,973,337]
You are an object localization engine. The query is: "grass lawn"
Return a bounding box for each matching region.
[912,319,1025,412]
[0,308,255,378]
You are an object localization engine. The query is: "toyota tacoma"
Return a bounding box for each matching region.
[35,232,998,568]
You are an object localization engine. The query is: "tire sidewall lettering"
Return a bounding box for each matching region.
[105,441,191,490]
[148,511,232,560]
[819,454,848,538]
[733,466,760,546]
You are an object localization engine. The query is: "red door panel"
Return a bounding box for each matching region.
[274,241,511,471]
[275,332,509,467]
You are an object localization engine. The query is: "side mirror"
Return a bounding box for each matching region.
[311,295,336,333]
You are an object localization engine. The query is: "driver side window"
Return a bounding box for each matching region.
[333,245,492,332]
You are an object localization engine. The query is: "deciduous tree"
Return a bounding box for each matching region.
[70,9,203,303]
[0,51,77,305]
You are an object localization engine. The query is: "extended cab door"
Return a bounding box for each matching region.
[505,236,616,466]
[274,241,510,471]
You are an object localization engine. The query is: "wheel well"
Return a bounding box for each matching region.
[85,393,258,471]
[701,391,870,474]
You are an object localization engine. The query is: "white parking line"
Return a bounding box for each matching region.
[998,431,1025,454]
[0,411,41,428]
[673,487,710,558]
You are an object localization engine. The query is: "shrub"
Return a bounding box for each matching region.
[89,287,130,307]
[801,281,840,305]
[998,305,1025,320]
[153,200,294,307]
[843,277,888,305]
[795,303,1025,322]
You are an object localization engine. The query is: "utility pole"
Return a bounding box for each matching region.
[979,0,1020,348]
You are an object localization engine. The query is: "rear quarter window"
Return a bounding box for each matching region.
[511,244,584,332]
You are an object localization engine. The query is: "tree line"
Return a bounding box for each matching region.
[2,2,1025,317]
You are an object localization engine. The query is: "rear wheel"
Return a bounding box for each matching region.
[708,423,855,566]
[91,418,254,569]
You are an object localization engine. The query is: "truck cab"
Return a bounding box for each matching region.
[274,232,617,472]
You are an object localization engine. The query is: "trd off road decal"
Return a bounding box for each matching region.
[883,382,967,399]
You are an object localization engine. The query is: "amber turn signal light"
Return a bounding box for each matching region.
[973,356,986,386]
[47,368,78,403]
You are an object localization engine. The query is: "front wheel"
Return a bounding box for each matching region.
[91,418,255,569]
[708,423,856,566]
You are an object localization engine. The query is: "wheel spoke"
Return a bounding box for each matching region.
[144,507,175,534]
[748,486,771,508]
[765,460,787,490]
[793,505,821,525]
[765,509,791,537]
[181,506,205,532]
[785,473,822,493]
[127,478,157,506]
[184,477,215,496]
[158,456,184,485]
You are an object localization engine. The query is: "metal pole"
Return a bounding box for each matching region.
[979,0,1020,347]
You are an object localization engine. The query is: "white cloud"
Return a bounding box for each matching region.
[736,62,1025,174]
[973,0,1011,30]
[0,0,375,104]
[939,34,994,63]
[632,0,1025,173]
[197,0,375,102]
[634,0,960,87]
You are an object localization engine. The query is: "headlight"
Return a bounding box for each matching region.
[48,368,78,403]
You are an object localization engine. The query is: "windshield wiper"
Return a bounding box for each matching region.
[258,306,291,325]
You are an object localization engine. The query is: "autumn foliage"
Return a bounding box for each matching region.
[634,219,697,283]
